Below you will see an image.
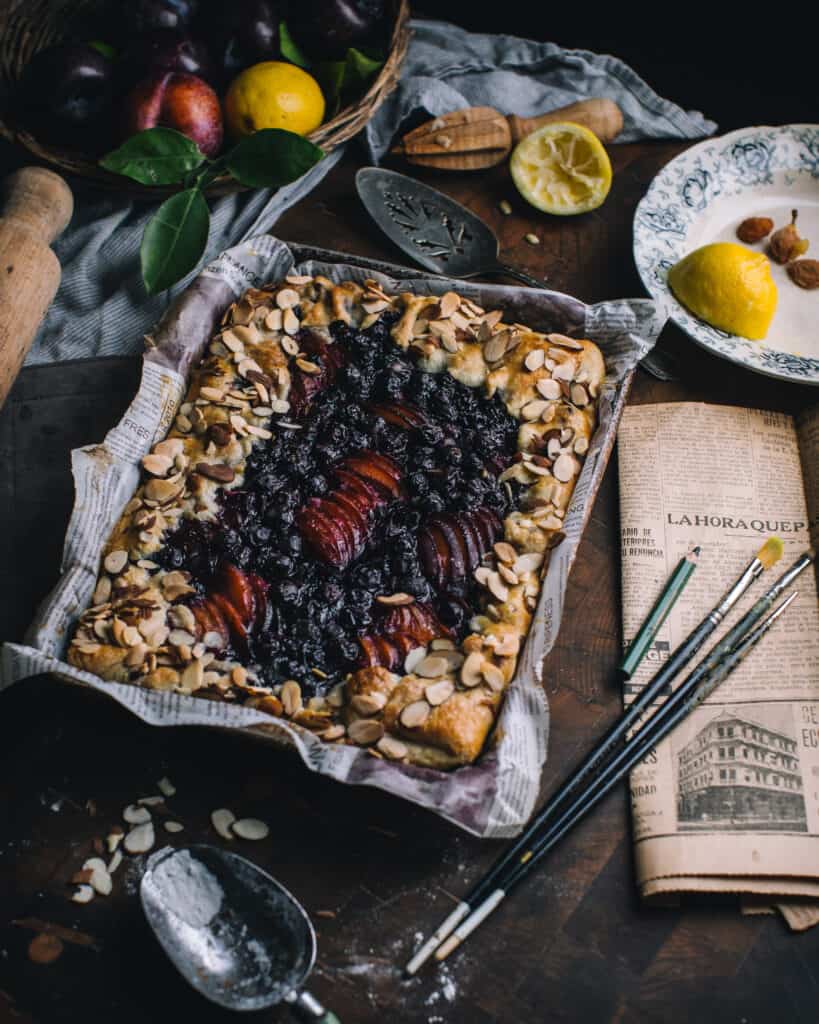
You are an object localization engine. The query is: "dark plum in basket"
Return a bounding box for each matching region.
[287,0,386,58]
[16,43,115,149]
[121,28,211,80]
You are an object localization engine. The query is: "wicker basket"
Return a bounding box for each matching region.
[0,0,410,195]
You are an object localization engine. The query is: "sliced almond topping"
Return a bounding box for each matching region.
[295,358,321,375]
[513,552,544,576]
[483,333,508,363]
[376,734,408,760]
[404,646,428,674]
[524,348,545,371]
[237,357,263,379]
[157,777,176,797]
[123,822,155,855]
[220,328,245,353]
[199,386,226,402]
[265,309,283,332]
[570,383,589,407]
[536,378,562,400]
[425,679,454,706]
[92,576,112,605]
[181,658,205,692]
[82,858,112,896]
[168,628,196,648]
[108,849,123,873]
[522,399,549,421]
[474,566,492,587]
[494,634,520,657]
[351,692,387,716]
[321,723,346,741]
[551,360,575,382]
[574,436,589,456]
[71,885,95,904]
[211,808,236,839]
[560,427,575,444]
[281,679,303,717]
[123,804,151,825]
[400,700,430,729]
[552,452,578,483]
[164,821,184,834]
[232,323,260,346]
[547,332,584,351]
[440,649,465,671]
[276,288,300,309]
[286,273,312,286]
[430,638,455,651]
[142,453,173,477]
[376,592,414,606]
[283,308,300,335]
[362,298,390,314]
[231,818,270,840]
[138,795,165,807]
[415,655,449,679]
[482,662,505,692]
[103,550,128,575]
[487,573,510,602]
[460,651,484,687]
[347,719,384,745]
[498,563,519,586]
[493,541,517,564]
[439,291,461,318]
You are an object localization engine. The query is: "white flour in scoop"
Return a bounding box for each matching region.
[157,850,224,929]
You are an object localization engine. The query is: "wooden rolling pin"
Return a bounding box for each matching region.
[391,98,624,170]
[0,167,73,409]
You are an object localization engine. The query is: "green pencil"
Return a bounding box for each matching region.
[619,545,701,678]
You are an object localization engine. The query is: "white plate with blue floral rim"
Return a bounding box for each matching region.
[633,124,819,385]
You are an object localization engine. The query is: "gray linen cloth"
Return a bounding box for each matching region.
[25,18,715,365]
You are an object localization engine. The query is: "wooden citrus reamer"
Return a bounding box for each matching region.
[391,98,623,170]
[0,167,73,409]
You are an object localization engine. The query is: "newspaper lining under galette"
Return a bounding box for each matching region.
[66,270,605,769]
[2,236,661,835]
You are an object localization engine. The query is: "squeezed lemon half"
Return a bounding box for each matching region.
[509,122,613,215]
[668,242,778,340]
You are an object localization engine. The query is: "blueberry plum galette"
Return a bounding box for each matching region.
[68,276,605,768]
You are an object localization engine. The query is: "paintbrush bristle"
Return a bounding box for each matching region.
[757,537,784,569]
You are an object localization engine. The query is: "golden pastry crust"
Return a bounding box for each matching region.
[67,276,604,768]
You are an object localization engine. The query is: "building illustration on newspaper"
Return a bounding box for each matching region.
[675,707,808,833]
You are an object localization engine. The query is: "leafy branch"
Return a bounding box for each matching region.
[100,127,324,294]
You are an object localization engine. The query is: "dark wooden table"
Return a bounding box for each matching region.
[2,143,818,1024]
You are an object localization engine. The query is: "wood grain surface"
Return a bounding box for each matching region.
[1,144,818,1024]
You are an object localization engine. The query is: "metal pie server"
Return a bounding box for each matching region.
[356,167,545,288]
[141,845,339,1021]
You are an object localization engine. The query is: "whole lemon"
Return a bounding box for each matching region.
[225,62,325,139]
[668,242,777,340]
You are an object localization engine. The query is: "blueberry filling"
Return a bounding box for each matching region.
[157,313,519,696]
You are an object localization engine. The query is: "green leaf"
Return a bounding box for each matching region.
[279,22,310,68]
[226,129,324,188]
[140,188,210,295]
[315,47,384,116]
[100,128,206,186]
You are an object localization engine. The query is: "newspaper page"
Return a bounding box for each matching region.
[617,402,819,913]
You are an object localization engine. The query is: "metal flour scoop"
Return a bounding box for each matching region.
[356,167,545,288]
[141,845,339,1021]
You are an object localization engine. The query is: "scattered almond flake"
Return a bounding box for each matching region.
[460,651,484,688]
[438,291,461,318]
[376,734,408,760]
[524,348,545,371]
[481,662,505,692]
[123,804,151,825]
[124,822,155,855]
[164,821,185,834]
[103,550,128,574]
[28,933,64,964]
[376,592,414,606]
[499,199,512,215]
[414,655,449,679]
[231,818,270,841]
[347,719,384,745]
[351,692,387,716]
[493,541,516,564]
[425,679,454,706]
[82,858,112,896]
[521,399,549,421]
[108,849,123,874]
[525,233,540,245]
[281,679,303,717]
[551,360,575,382]
[400,700,430,729]
[70,885,95,905]
[574,436,589,455]
[552,452,578,482]
[211,808,236,840]
[315,909,337,919]
[404,646,427,674]
[138,795,165,807]
[142,453,172,477]
[106,827,124,853]
[276,287,300,309]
